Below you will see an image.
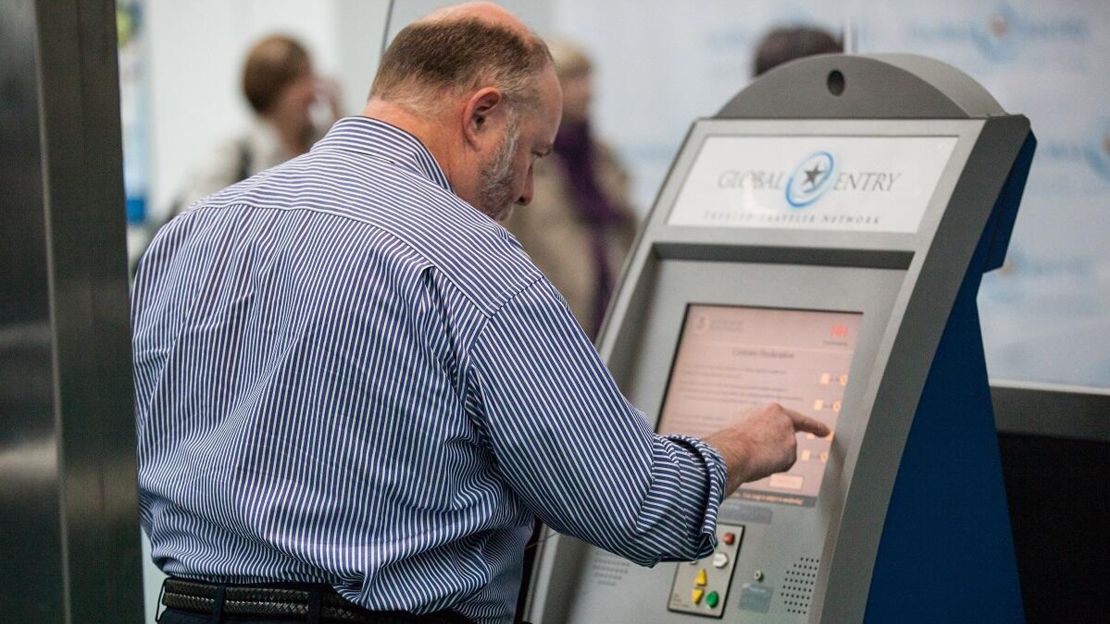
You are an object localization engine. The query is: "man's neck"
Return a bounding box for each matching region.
[361,98,463,187]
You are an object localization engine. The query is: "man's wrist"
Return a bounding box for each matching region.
[705,431,752,496]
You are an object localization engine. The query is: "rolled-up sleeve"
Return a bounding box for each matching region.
[464,278,727,566]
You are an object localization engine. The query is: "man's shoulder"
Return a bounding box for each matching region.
[206,148,545,318]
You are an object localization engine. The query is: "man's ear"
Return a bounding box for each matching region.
[462,87,505,149]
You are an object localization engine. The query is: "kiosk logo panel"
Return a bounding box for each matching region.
[657,305,862,507]
[669,135,958,233]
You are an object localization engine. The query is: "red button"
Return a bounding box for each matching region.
[723,532,735,545]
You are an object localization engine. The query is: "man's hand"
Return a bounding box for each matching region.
[704,403,831,496]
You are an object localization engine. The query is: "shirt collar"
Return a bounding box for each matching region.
[312,116,453,192]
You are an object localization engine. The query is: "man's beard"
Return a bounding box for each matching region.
[477,119,519,221]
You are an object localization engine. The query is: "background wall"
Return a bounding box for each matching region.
[854,0,1110,389]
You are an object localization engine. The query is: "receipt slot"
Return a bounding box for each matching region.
[524,55,1034,623]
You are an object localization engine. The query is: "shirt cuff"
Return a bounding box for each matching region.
[661,434,728,559]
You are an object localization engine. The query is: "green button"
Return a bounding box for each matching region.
[706,591,720,608]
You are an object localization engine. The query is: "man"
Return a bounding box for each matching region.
[132,4,828,624]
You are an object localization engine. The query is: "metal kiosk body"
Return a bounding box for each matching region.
[524,54,1035,623]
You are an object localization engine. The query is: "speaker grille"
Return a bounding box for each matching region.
[781,556,819,615]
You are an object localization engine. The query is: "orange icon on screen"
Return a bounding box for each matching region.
[830,325,849,338]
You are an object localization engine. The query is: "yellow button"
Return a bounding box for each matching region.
[695,569,708,586]
[691,588,705,604]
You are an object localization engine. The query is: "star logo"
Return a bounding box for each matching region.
[803,163,826,189]
[786,151,836,208]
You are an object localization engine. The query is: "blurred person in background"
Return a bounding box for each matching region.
[753,26,842,77]
[172,34,340,212]
[503,39,638,340]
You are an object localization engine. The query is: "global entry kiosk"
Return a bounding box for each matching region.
[524,54,1035,623]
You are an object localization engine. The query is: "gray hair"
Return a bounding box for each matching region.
[370,18,552,114]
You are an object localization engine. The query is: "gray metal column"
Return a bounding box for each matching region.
[0,1,144,621]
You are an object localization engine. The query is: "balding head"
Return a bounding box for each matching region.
[369,2,551,114]
[424,1,528,33]
[364,3,562,222]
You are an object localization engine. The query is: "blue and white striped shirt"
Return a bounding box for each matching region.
[132,117,727,624]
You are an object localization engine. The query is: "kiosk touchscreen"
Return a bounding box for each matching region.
[524,55,1034,623]
[658,305,861,509]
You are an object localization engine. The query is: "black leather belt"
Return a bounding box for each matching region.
[161,578,472,624]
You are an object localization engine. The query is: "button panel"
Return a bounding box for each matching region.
[667,524,744,617]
